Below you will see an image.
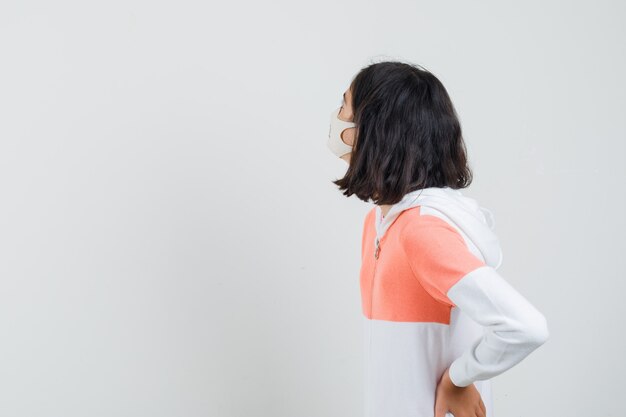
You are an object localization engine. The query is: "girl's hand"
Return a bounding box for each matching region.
[434,366,486,417]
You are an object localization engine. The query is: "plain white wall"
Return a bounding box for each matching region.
[1,1,624,416]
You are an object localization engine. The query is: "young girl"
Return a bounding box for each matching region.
[327,61,549,417]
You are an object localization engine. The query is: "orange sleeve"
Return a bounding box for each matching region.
[399,215,487,308]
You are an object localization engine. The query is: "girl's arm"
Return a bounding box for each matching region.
[400,216,550,387]
[445,264,549,387]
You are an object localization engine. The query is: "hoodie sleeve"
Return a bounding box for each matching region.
[400,215,550,388]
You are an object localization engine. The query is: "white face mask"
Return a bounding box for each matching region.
[327,106,356,159]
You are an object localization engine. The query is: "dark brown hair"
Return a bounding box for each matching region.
[332,60,473,205]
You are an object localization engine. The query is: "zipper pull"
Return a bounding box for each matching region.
[374,237,380,259]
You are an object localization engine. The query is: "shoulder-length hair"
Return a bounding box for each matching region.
[332,60,473,205]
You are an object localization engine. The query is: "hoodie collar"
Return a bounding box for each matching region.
[374,186,503,269]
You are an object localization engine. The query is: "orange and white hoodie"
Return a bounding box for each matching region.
[360,186,549,417]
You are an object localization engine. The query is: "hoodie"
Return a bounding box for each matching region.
[360,186,549,417]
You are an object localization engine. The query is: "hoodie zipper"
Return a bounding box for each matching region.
[367,235,380,417]
[370,212,384,317]
[374,237,381,260]
[370,234,381,316]
[366,234,382,417]
[370,237,380,316]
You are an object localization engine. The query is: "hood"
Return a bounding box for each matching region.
[374,186,503,269]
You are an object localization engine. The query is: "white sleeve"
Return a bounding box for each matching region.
[446,265,550,387]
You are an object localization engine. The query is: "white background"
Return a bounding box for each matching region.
[1,1,624,416]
